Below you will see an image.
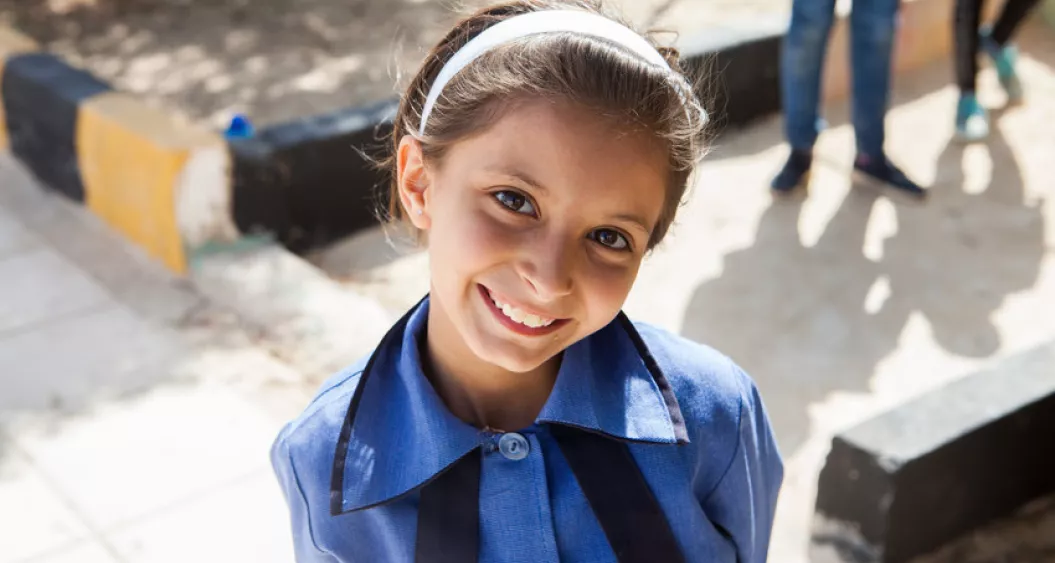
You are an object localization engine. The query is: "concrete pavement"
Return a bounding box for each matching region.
[0,153,310,562]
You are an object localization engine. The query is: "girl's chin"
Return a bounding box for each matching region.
[468,328,563,374]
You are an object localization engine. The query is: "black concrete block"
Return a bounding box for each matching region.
[1,53,111,202]
[229,98,398,252]
[813,342,1055,562]
[680,23,784,132]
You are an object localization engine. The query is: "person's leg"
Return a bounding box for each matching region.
[983,0,1041,102]
[955,0,983,92]
[848,0,897,158]
[954,0,990,140]
[848,0,927,198]
[990,0,1043,44]
[773,0,837,192]
[781,0,836,153]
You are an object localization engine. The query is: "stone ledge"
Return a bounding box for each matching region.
[812,342,1055,562]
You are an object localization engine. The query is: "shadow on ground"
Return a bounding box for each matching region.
[0,0,783,128]
[680,30,1051,453]
[0,0,491,127]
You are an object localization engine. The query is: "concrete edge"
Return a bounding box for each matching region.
[811,342,1055,562]
[0,26,236,274]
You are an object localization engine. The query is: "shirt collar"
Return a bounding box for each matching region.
[331,297,687,514]
[538,312,688,443]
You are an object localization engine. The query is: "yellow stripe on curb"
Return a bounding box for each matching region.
[76,91,230,274]
[0,27,39,152]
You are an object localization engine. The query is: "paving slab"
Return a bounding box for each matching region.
[8,385,282,531]
[0,445,93,563]
[108,470,295,563]
[1,145,311,561]
[22,542,121,563]
[0,206,39,258]
[0,248,111,335]
[0,304,186,412]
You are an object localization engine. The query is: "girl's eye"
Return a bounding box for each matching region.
[493,190,537,216]
[590,229,631,251]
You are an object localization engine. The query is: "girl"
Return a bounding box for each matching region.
[953,0,1040,141]
[271,2,783,562]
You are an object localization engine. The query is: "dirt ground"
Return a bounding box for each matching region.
[0,0,790,129]
[913,494,1055,563]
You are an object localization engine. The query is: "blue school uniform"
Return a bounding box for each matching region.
[271,297,783,562]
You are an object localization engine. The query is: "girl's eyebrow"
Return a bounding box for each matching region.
[484,166,549,195]
[611,213,653,237]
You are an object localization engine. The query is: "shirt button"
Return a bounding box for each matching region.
[497,432,530,461]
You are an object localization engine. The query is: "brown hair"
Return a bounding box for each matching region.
[383,0,709,249]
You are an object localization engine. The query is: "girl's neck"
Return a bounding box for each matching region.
[422,301,561,432]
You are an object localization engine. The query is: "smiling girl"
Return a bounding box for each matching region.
[271,2,783,561]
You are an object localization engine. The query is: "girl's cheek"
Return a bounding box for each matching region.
[578,257,640,310]
[466,206,522,248]
[438,205,520,268]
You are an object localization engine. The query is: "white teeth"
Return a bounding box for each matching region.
[489,294,555,328]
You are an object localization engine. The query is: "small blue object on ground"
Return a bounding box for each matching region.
[225,114,255,139]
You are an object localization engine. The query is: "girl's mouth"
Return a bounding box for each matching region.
[478,285,569,336]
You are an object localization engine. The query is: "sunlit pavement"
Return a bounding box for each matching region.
[0,153,310,562]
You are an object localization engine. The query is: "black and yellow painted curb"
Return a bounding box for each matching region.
[0,27,238,274]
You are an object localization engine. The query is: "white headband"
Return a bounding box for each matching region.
[418,10,690,135]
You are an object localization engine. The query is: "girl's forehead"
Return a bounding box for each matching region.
[444,101,668,221]
[449,99,669,189]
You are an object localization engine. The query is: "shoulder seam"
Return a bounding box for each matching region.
[285,441,331,556]
[700,357,748,504]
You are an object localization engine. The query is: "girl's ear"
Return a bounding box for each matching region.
[397,136,432,230]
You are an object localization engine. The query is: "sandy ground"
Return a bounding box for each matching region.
[0,0,789,129]
[913,494,1055,563]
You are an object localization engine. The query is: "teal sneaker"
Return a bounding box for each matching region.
[955,93,989,142]
[981,30,1024,104]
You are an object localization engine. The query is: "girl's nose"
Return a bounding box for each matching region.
[518,235,575,302]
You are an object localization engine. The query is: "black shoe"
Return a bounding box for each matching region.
[852,154,927,200]
[771,149,813,194]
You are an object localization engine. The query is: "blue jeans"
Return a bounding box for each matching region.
[780,0,900,157]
